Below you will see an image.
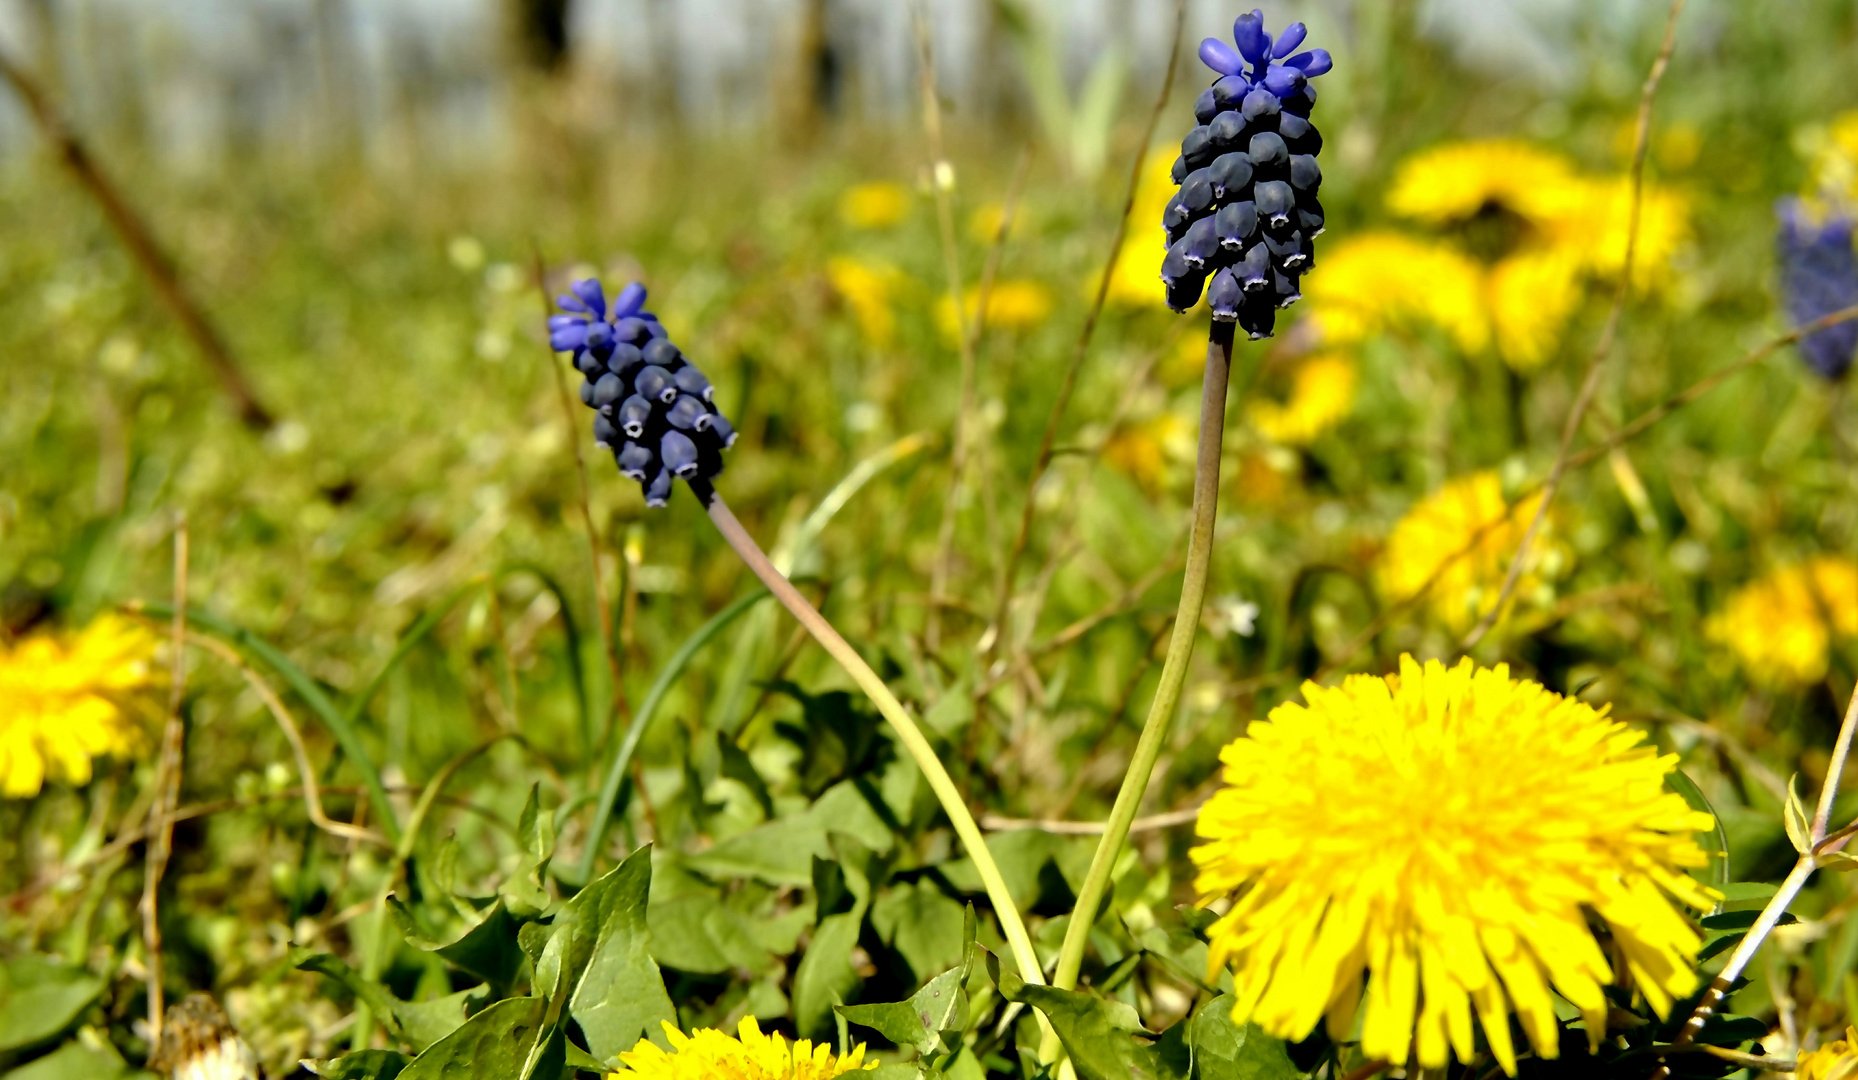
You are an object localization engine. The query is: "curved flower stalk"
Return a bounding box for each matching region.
[552,279,1047,996]
[1046,10,1331,1027]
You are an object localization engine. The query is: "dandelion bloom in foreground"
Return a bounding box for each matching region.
[0,614,161,797]
[1798,1027,1858,1080]
[1192,656,1717,1075]
[612,1018,875,1080]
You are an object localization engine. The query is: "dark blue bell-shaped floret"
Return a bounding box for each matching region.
[551,278,737,506]
[1161,9,1331,337]
[1778,199,1858,379]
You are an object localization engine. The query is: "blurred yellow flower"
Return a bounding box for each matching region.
[1247,353,1357,445]
[1707,555,1858,686]
[1305,232,1488,353]
[967,201,1022,244]
[825,256,903,346]
[838,182,910,229]
[934,279,1053,342]
[1377,471,1554,633]
[613,1017,874,1080]
[1102,149,1180,310]
[1799,1027,1858,1080]
[1314,139,1688,372]
[1810,111,1858,206]
[1104,410,1193,491]
[1193,655,1716,1076]
[0,614,162,797]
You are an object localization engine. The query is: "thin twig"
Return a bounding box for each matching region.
[184,632,388,846]
[0,51,272,429]
[1656,682,1858,1078]
[529,248,628,752]
[141,514,188,1051]
[1460,0,1686,650]
[988,0,1189,659]
[980,804,1203,835]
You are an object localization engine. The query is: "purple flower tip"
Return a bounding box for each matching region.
[613,282,648,318]
[1199,37,1245,76]
[1286,49,1333,77]
[1272,22,1307,58]
[1233,12,1269,63]
[571,278,606,319]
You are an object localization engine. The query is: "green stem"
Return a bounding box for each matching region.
[697,485,1053,1017]
[1047,321,1233,1021]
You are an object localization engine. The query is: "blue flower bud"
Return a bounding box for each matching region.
[1299,206,1326,235]
[1241,86,1280,123]
[1207,266,1244,322]
[1166,271,1209,313]
[571,278,606,318]
[1289,155,1322,191]
[1262,64,1305,98]
[1209,153,1255,199]
[1209,110,1246,149]
[613,316,649,344]
[608,342,644,377]
[644,469,672,508]
[578,379,596,407]
[643,337,682,369]
[1182,217,1221,268]
[1238,242,1272,291]
[1264,229,1305,269]
[616,441,653,480]
[666,393,711,431]
[1216,201,1258,249]
[1240,294,1277,339]
[618,394,653,438]
[1778,200,1858,379]
[592,372,626,410]
[582,321,614,353]
[1272,22,1307,58]
[1194,89,1219,125]
[574,349,605,378]
[634,364,676,404]
[1199,37,1245,76]
[1182,126,1215,168]
[708,413,738,448]
[673,365,714,401]
[661,430,700,478]
[1248,130,1289,169]
[1233,11,1269,63]
[1211,75,1249,112]
[1285,49,1333,77]
[593,413,619,449]
[1274,271,1302,307]
[1254,180,1295,229]
[1161,240,1196,288]
[549,320,589,351]
[1163,192,1192,231]
[1172,155,1189,184]
[612,282,647,318]
[1181,168,1216,215]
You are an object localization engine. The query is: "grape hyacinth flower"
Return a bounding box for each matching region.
[1777,199,1858,379]
[550,279,737,506]
[1163,9,1332,338]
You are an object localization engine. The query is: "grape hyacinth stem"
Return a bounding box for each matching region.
[694,482,1052,1014]
[1047,322,1234,1034]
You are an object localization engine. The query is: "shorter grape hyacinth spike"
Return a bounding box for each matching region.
[1777,199,1858,380]
[1167,9,1331,338]
[551,279,737,506]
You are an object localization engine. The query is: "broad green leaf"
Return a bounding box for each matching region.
[939,830,1067,909]
[991,962,1173,1080]
[1188,994,1300,1080]
[562,1042,608,1073]
[2,1035,147,1080]
[793,911,864,1040]
[684,782,894,886]
[397,997,547,1080]
[649,893,776,976]
[836,964,966,1055]
[502,785,555,919]
[716,732,774,818]
[303,1050,412,1079]
[871,881,964,980]
[1700,910,1798,931]
[293,949,475,1052]
[1713,881,1780,904]
[388,897,527,993]
[533,846,674,1063]
[0,957,105,1053]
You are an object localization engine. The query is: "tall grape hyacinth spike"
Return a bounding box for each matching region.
[1777,199,1858,379]
[550,279,737,507]
[1164,9,1332,338]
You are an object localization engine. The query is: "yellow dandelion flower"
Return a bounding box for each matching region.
[1193,655,1717,1076]
[1102,149,1180,309]
[1799,1027,1858,1080]
[1303,232,1488,353]
[1248,354,1358,446]
[825,256,904,346]
[1104,410,1194,492]
[1377,471,1554,633]
[1485,248,1583,372]
[934,279,1054,342]
[1808,110,1858,208]
[838,182,910,229]
[613,1017,876,1080]
[0,614,162,797]
[1706,556,1858,686]
[1565,176,1688,291]
[1385,139,1585,229]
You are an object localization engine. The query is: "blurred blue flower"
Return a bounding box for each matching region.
[551,278,736,506]
[1778,200,1858,380]
[1168,9,1332,339]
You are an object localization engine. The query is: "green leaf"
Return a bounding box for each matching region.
[716,732,774,818]
[303,1050,412,1079]
[294,950,473,1053]
[1188,994,1300,1080]
[871,881,965,981]
[648,892,776,976]
[793,911,865,1041]
[502,785,555,919]
[389,897,527,993]
[1785,773,1812,856]
[1697,932,1745,962]
[1715,882,1780,903]
[1699,910,1798,930]
[837,966,967,1055]
[0,957,105,1053]
[562,1042,608,1073]
[2,1036,145,1080]
[991,960,1175,1080]
[684,782,895,887]
[397,997,547,1080]
[534,846,675,1063]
